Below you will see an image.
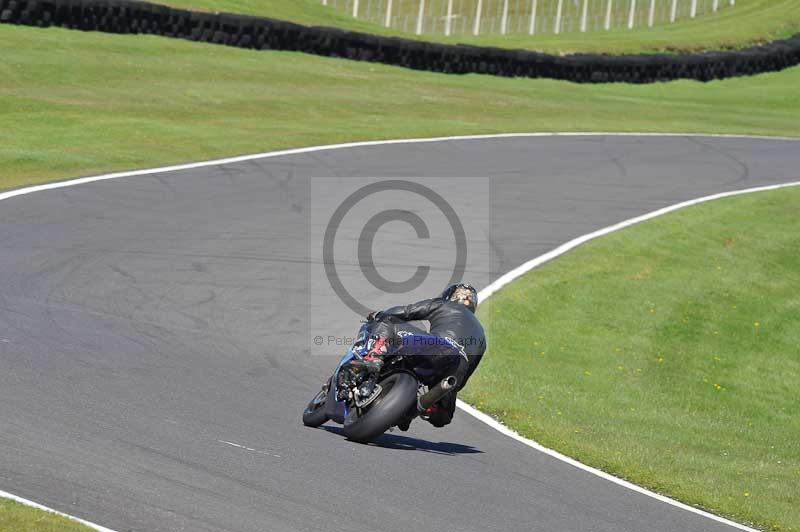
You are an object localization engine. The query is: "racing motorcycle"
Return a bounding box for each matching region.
[302,321,463,443]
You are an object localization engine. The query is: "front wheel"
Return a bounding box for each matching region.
[342,372,418,443]
[302,384,329,428]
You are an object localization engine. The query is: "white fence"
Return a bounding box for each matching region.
[321,0,735,36]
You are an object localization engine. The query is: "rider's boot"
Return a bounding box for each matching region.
[426,392,457,427]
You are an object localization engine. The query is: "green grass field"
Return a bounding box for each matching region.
[159,0,800,53]
[164,0,393,33]
[464,185,800,531]
[2,23,799,191]
[0,499,94,532]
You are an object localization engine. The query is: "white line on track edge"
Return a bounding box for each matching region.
[1,131,798,203]
[2,132,798,532]
[0,489,117,532]
[466,179,800,532]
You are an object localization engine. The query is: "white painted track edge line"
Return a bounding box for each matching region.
[466,179,800,532]
[2,132,797,532]
[476,179,800,302]
[1,132,798,203]
[0,489,117,532]
[455,399,759,531]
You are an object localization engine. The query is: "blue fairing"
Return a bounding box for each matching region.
[324,322,465,423]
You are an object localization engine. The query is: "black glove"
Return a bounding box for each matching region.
[366,311,379,322]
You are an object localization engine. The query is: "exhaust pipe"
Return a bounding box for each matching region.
[418,375,458,413]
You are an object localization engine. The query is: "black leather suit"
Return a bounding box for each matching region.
[370,298,486,426]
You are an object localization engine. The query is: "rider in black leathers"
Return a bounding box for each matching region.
[364,283,486,428]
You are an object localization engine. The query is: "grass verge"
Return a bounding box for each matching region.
[159,0,800,54]
[0,498,95,532]
[2,24,799,191]
[464,185,800,532]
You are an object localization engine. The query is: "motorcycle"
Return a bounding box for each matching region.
[302,321,464,443]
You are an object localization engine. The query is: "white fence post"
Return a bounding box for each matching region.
[445,0,454,35]
[473,0,482,34]
[501,0,509,34]
[580,0,589,32]
[627,0,636,29]
[712,0,719,11]
[604,0,613,29]
[690,0,697,17]
[416,0,425,34]
[528,0,537,34]
[352,0,359,17]
[670,0,677,21]
[322,0,328,6]
[648,0,655,26]
[384,0,392,26]
[554,0,563,33]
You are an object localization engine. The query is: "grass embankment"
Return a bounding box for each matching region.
[0,498,95,532]
[464,186,800,531]
[166,0,394,34]
[2,24,799,191]
[160,0,800,54]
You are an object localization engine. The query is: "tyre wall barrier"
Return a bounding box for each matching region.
[1,0,799,83]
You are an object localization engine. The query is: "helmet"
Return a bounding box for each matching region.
[441,283,478,313]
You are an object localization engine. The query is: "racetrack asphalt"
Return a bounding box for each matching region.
[1,135,798,532]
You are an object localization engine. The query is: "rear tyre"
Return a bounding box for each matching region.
[342,372,417,443]
[302,386,329,428]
